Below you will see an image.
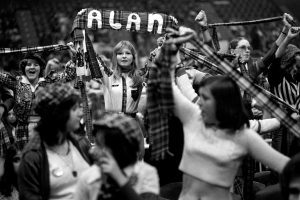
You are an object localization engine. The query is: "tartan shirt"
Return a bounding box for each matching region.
[146,44,177,160]
[0,62,76,150]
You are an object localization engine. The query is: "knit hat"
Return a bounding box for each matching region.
[93,112,143,151]
[34,82,80,117]
[281,44,300,69]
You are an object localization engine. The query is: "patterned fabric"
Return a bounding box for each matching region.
[189,38,300,136]
[0,44,69,54]
[93,112,143,152]
[34,82,80,116]
[146,44,175,160]
[71,8,178,39]
[121,76,127,112]
[0,121,14,157]
[211,27,220,51]
[0,64,76,151]
[84,31,102,79]
[268,55,300,111]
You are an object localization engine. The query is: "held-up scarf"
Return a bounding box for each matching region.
[146,44,175,160]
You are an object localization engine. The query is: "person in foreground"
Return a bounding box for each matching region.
[157,26,290,200]
[172,74,290,200]
[74,112,160,200]
[18,82,91,200]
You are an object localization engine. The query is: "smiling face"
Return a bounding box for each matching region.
[116,47,134,71]
[198,85,218,126]
[24,59,41,83]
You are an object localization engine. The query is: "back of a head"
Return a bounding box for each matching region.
[281,44,300,70]
[93,112,143,168]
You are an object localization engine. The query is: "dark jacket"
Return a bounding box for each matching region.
[18,133,92,200]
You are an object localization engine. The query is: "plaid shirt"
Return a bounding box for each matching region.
[146,44,177,160]
[0,120,14,157]
[0,63,76,150]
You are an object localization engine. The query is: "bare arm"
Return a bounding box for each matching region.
[195,10,214,48]
[275,27,300,60]
[244,129,290,173]
[249,118,281,134]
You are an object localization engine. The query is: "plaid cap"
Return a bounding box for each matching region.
[93,112,143,151]
[34,82,80,116]
[281,44,300,69]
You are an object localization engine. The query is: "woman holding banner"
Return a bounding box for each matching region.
[99,40,143,116]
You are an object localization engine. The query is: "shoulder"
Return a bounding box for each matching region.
[135,162,158,178]
[237,127,262,147]
[79,164,101,185]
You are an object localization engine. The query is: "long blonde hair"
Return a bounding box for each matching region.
[112,40,142,88]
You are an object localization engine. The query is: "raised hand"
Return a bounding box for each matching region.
[99,149,128,186]
[283,13,294,29]
[195,10,208,30]
[165,26,197,45]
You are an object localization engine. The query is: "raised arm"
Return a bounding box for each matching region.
[0,71,17,91]
[175,67,200,103]
[275,27,300,60]
[195,10,214,48]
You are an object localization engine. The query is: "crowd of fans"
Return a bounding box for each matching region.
[0,1,300,200]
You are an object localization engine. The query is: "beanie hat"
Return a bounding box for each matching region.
[34,82,80,117]
[93,112,143,151]
[281,44,300,69]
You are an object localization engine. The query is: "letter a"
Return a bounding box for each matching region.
[126,13,141,31]
[87,10,102,29]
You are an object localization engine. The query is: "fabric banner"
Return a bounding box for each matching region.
[0,44,69,54]
[189,38,300,137]
[72,8,178,35]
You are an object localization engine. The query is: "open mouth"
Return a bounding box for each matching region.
[28,70,37,74]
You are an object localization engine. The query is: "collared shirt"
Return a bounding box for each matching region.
[102,73,142,114]
[20,76,45,93]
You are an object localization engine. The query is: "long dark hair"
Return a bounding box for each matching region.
[199,76,249,130]
[0,144,19,197]
[35,95,79,146]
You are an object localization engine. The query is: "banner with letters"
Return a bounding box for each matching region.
[72,8,178,36]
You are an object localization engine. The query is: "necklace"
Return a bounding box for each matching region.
[48,141,78,177]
